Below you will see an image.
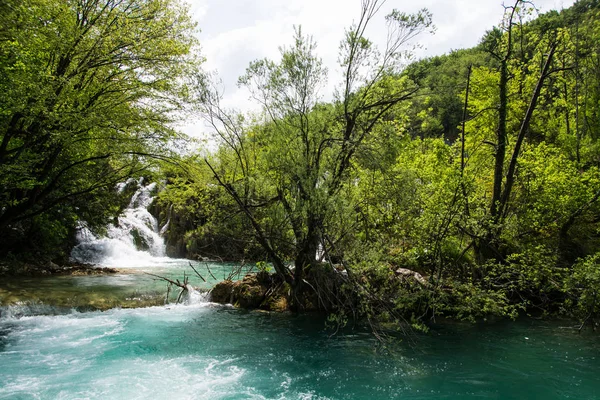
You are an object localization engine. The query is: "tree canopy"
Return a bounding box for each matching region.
[155,0,600,328]
[0,0,201,257]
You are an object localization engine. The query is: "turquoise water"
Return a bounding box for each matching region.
[0,264,599,399]
[0,260,251,311]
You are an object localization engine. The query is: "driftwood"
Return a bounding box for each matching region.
[189,262,206,282]
[145,262,216,304]
[204,262,217,280]
[226,260,247,281]
[145,272,193,304]
[145,272,188,289]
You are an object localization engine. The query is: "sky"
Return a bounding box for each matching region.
[182,0,576,138]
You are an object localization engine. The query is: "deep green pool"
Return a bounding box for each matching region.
[0,263,598,399]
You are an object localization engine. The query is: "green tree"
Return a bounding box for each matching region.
[401,48,496,141]
[153,157,269,260]
[456,0,561,261]
[201,1,433,305]
[0,0,201,256]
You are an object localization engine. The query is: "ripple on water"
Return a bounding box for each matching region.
[0,305,599,400]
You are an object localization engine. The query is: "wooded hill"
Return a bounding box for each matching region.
[156,0,600,327]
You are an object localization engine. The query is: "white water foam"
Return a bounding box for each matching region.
[0,305,247,400]
[182,285,208,305]
[70,178,169,268]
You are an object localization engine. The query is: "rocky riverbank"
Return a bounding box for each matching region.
[0,260,118,277]
[209,271,290,311]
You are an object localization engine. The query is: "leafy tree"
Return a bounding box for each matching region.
[0,0,201,257]
[201,1,433,305]
[153,157,269,260]
[401,48,496,141]
[450,0,562,262]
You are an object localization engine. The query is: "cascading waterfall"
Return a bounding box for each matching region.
[70,178,169,268]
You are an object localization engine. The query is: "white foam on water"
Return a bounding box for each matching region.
[181,285,208,305]
[0,302,78,319]
[0,304,253,400]
[79,356,247,400]
[70,179,169,268]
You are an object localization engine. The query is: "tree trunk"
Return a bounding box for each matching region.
[490,57,509,222]
[291,218,320,309]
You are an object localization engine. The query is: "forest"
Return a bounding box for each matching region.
[2,0,600,331]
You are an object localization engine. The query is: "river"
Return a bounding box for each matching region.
[0,279,598,399]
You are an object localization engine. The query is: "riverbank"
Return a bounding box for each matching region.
[1,256,595,334]
[0,259,118,277]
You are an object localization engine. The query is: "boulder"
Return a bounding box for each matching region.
[232,274,268,309]
[47,261,61,272]
[395,267,428,286]
[209,280,235,304]
[209,272,288,310]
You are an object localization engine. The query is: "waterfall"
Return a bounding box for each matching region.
[70,178,168,268]
[181,285,207,305]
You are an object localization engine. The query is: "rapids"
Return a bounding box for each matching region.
[0,304,599,399]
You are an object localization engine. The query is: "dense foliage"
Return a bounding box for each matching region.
[153,0,600,328]
[3,0,600,330]
[0,0,201,259]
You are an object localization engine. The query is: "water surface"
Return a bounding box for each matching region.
[0,260,250,312]
[0,299,598,399]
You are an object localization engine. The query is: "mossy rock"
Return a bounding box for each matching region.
[261,293,289,312]
[232,274,268,309]
[209,273,291,311]
[210,280,235,304]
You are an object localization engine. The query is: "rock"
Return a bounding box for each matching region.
[395,267,428,286]
[261,291,289,312]
[232,274,268,309]
[210,280,235,303]
[209,273,288,311]
[47,261,61,273]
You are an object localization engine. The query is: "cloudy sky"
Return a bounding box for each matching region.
[183,0,575,138]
